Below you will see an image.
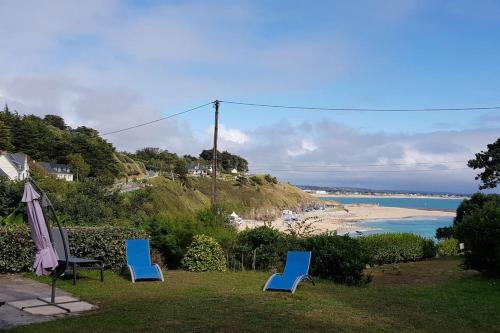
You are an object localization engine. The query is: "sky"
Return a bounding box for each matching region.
[0,0,499,194]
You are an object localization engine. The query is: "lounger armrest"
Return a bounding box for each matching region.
[154,264,164,282]
[263,273,282,291]
[127,264,136,283]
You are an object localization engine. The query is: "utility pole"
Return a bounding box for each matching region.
[211,100,219,209]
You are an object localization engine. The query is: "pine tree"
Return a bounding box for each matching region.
[0,119,14,151]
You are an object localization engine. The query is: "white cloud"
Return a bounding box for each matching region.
[287,139,318,157]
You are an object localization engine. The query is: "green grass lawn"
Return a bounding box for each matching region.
[7,257,500,333]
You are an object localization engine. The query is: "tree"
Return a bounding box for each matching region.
[468,137,500,189]
[67,153,91,180]
[0,120,14,151]
[43,115,66,130]
[174,159,188,182]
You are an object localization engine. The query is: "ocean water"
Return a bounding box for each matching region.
[321,196,463,211]
[321,196,461,238]
[352,217,454,239]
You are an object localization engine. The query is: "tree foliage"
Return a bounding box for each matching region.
[468,137,500,189]
[199,149,248,172]
[0,106,119,178]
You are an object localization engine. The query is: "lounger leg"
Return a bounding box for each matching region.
[100,262,104,282]
[72,263,76,285]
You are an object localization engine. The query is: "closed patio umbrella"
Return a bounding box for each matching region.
[22,182,59,276]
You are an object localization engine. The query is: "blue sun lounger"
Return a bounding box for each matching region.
[126,239,164,283]
[263,251,314,293]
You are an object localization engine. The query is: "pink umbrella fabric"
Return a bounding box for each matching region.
[22,182,59,276]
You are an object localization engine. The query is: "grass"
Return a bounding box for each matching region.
[7,257,500,333]
[144,176,318,219]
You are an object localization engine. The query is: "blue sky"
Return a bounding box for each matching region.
[0,0,499,193]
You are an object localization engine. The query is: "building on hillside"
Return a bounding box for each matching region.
[0,152,29,181]
[230,168,238,174]
[187,162,210,176]
[38,162,74,181]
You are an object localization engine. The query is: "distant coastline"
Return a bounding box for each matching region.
[311,193,469,200]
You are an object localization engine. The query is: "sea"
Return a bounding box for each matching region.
[320,196,464,238]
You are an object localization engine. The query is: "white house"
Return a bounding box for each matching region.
[0,152,29,181]
[38,162,74,181]
[187,162,210,176]
[230,168,238,174]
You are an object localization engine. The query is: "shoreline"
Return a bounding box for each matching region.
[238,204,455,235]
[312,193,468,200]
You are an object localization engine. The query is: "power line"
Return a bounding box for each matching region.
[220,100,500,112]
[101,101,214,136]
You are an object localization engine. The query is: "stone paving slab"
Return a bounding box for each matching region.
[0,274,96,330]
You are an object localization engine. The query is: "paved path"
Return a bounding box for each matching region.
[0,275,72,330]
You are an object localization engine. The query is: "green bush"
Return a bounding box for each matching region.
[437,238,459,257]
[304,234,370,285]
[237,226,288,271]
[66,227,149,270]
[455,193,500,226]
[182,234,227,272]
[0,226,35,273]
[0,225,148,273]
[147,209,237,269]
[147,216,200,268]
[359,233,437,265]
[454,201,500,277]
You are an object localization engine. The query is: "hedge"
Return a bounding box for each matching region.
[359,233,437,265]
[0,226,36,273]
[304,234,370,285]
[0,225,148,273]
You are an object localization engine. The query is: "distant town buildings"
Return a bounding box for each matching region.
[38,162,74,181]
[0,152,29,181]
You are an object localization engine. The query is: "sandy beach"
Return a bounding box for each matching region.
[237,204,455,235]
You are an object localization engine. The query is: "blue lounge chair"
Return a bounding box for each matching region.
[126,239,164,283]
[263,251,315,293]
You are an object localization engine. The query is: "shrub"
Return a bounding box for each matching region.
[455,193,500,226]
[237,226,287,271]
[359,233,437,265]
[182,234,227,272]
[0,226,35,273]
[304,234,370,285]
[0,225,148,273]
[147,216,201,268]
[66,227,149,270]
[250,176,264,185]
[264,174,278,184]
[454,201,500,277]
[435,226,454,239]
[437,238,459,257]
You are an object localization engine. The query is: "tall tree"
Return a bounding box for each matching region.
[0,120,14,151]
[67,153,91,180]
[468,137,500,189]
[43,115,66,130]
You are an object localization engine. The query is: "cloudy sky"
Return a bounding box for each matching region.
[1,0,499,194]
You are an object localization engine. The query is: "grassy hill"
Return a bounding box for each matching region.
[143,175,319,220]
[114,153,147,179]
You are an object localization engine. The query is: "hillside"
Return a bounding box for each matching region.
[114,153,147,179]
[144,175,319,220]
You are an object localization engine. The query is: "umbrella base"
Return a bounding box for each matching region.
[8,296,96,315]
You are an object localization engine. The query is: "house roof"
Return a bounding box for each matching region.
[38,162,72,175]
[1,152,28,172]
